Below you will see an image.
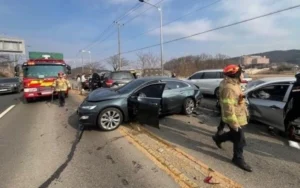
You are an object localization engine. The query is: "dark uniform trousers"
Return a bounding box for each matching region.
[58,91,66,106]
[217,125,246,160]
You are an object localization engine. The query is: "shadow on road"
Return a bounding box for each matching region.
[147,116,232,164]
[147,114,300,167]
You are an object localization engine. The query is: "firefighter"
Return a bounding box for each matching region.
[53,72,71,107]
[215,67,246,136]
[284,72,300,138]
[212,64,252,172]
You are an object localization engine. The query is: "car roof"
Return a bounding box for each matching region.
[257,77,295,83]
[194,69,223,74]
[136,77,193,85]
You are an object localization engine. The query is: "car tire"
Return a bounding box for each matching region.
[97,108,123,131]
[182,98,195,115]
[285,123,296,140]
[214,87,220,98]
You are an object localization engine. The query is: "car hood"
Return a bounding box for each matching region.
[87,88,123,102]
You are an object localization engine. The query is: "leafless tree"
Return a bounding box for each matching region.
[164,53,233,77]
[85,61,105,73]
[136,52,160,69]
[106,55,129,71]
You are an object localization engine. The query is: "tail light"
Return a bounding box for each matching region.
[241,80,248,84]
[106,79,113,87]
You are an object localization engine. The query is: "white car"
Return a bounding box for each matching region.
[187,69,252,97]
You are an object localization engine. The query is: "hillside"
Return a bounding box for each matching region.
[231,49,300,64]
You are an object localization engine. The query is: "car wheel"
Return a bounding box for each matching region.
[285,124,296,140]
[214,87,220,98]
[182,98,195,115]
[98,108,123,131]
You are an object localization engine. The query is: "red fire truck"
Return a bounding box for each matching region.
[15,52,71,102]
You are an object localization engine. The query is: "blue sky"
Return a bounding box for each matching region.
[1,0,300,68]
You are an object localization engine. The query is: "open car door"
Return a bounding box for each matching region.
[132,82,166,129]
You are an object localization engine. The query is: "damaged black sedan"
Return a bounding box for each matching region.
[78,77,202,131]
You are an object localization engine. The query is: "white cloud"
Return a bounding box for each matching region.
[151,19,230,41]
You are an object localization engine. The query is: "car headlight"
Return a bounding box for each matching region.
[24,88,38,92]
[10,83,17,87]
[81,105,97,110]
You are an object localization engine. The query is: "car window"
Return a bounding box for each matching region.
[246,80,265,89]
[189,73,203,80]
[137,84,165,98]
[244,72,250,78]
[203,72,218,79]
[111,72,134,80]
[165,81,188,90]
[250,84,289,102]
[117,79,147,94]
[0,78,18,83]
[218,72,224,78]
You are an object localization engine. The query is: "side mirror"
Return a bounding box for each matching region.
[188,77,191,80]
[66,65,71,74]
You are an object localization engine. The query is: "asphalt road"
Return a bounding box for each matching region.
[145,96,300,188]
[0,94,178,188]
[0,92,22,114]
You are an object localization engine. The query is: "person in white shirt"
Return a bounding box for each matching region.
[81,74,86,91]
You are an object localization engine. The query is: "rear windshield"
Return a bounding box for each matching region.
[246,80,265,89]
[116,79,146,94]
[0,78,18,83]
[111,72,134,80]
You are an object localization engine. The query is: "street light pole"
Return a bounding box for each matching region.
[80,50,91,73]
[139,0,164,76]
[114,21,124,70]
[81,52,84,73]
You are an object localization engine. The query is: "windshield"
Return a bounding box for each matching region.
[23,65,65,78]
[246,80,265,89]
[116,79,147,94]
[0,78,19,83]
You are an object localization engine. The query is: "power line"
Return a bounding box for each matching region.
[123,0,165,25]
[99,3,300,61]
[129,0,222,40]
[79,2,143,51]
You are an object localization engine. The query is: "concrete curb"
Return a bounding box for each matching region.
[139,125,242,188]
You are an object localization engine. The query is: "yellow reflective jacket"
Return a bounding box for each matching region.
[219,77,249,129]
[53,78,71,92]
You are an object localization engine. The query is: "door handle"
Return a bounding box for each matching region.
[269,105,280,109]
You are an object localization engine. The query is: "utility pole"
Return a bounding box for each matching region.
[81,52,84,73]
[114,21,124,70]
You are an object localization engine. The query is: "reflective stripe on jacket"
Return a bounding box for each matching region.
[219,77,248,129]
[53,78,71,92]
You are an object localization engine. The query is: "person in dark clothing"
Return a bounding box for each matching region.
[284,72,300,138]
[171,72,176,78]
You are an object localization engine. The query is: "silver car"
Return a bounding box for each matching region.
[245,77,300,138]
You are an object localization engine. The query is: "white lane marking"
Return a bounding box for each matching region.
[0,105,16,119]
[288,140,300,150]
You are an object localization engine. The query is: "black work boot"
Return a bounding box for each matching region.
[232,158,252,172]
[216,129,224,136]
[212,136,222,149]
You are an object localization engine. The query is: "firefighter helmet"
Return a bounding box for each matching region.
[223,64,243,77]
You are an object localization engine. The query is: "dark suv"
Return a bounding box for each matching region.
[90,71,111,90]
[102,71,135,88]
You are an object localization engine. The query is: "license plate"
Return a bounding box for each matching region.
[41,91,53,95]
[0,89,8,91]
